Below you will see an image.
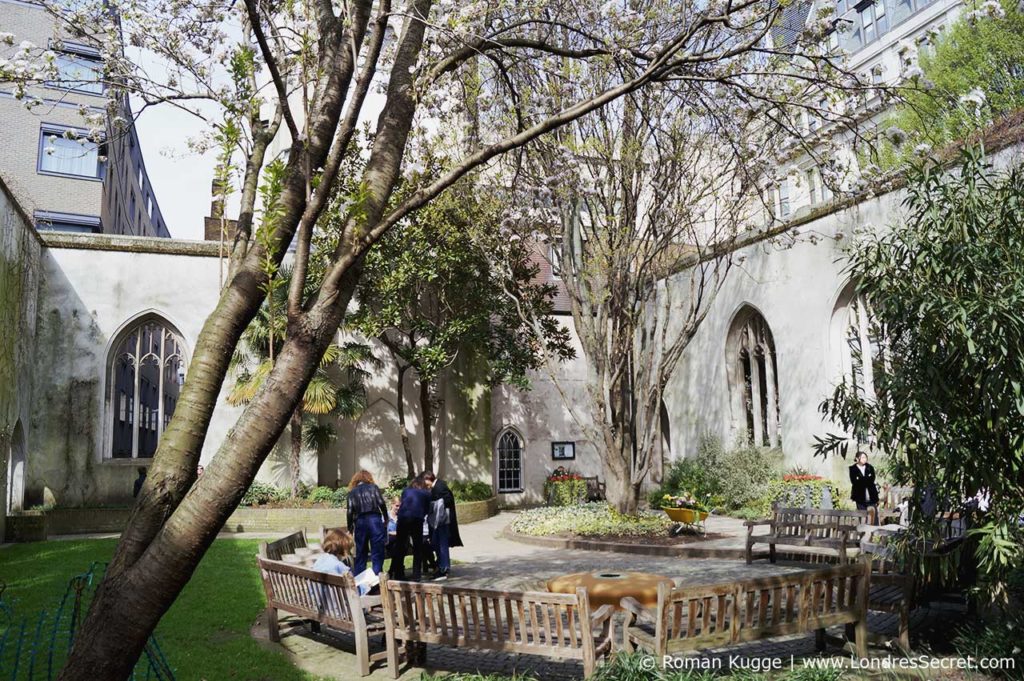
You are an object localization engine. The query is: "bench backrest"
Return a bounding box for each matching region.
[259,529,308,561]
[654,561,869,655]
[379,576,595,660]
[772,508,868,541]
[257,557,365,632]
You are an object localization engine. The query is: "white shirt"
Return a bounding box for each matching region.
[856,464,869,502]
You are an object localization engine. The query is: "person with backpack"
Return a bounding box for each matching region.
[392,475,431,581]
[422,472,463,581]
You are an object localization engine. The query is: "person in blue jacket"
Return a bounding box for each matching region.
[392,475,431,580]
[346,470,388,576]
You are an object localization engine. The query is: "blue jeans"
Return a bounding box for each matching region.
[353,514,387,576]
[432,523,450,574]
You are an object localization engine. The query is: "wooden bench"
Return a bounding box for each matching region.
[257,557,387,676]
[859,528,914,651]
[260,529,313,562]
[622,561,870,662]
[745,508,870,565]
[582,476,606,502]
[378,575,615,678]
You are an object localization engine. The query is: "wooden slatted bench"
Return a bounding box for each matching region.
[622,561,870,663]
[378,575,616,678]
[260,529,313,562]
[859,525,923,652]
[745,508,870,565]
[257,557,387,676]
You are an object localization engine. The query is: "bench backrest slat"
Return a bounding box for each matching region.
[259,530,308,561]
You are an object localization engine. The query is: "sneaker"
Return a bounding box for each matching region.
[432,572,448,582]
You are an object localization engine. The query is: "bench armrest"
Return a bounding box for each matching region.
[359,595,382,609]
[620,596,655,629]
[744,519,773,528]
[590,604,615,629]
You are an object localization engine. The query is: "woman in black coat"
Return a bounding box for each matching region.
[424,472,463,580]
[848,451,879,516]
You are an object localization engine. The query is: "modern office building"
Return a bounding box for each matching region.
[0,0,169,237]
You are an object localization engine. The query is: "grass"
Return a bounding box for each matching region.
[0,538,325,681]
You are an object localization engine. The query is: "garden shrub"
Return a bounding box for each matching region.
[649,435,780,513]
[543,466,587,506]
[715,438,783,511]
[509,503,671,537]
[448,480,493,502]
[240,481,288,506]
[386,475,412,494]
[306,485,349,507]
[765,476,841,510]
[954,610,1024,679]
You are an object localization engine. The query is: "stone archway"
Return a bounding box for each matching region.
[7,420,26,514]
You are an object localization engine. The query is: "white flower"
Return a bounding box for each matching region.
[18,40,35,51]
[959,87,987,109]
[913,143,932,157]
[0,32,15,45]
[902,66,923,80]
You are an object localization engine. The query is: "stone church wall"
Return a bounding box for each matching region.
[0,177,42,539]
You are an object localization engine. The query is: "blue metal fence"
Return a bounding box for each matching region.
[0,563,174,680]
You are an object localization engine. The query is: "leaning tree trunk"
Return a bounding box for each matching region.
[289,409,303,497]
[396,363,416,479]
[419,377,434,475]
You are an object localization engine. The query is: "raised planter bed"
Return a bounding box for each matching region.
[5,497,499,540]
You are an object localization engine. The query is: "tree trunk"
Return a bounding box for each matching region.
[420,377,434,474]
[396,363,415,479]
[290,409,303,497]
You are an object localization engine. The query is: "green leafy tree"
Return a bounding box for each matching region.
[350,166,574,476]
[874,0,1024,168]
[815,148,1024,599]
[228,266,378,496]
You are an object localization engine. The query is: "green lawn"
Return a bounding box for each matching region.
[0,538,325,681]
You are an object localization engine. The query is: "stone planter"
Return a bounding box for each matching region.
[8,496,500,539]
[6,511,48,542]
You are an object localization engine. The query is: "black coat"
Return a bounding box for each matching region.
[848,463,879,505]
[431,479,464,547]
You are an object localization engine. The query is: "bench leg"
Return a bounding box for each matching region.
[898,607,911,652]
[769,544,776,563]
[267,607,280,643]
[746,540,753,564]
[355,630,371,676]
[815,628,826,652]
[855,617,868,658]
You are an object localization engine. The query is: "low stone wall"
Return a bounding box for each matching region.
[4,497,500,540]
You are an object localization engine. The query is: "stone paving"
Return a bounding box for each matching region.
[252,512,969,681]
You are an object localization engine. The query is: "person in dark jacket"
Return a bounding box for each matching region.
[423,472,463,580]
[346,470,388,576]
[849,451,879,517]
[393,476,431,580]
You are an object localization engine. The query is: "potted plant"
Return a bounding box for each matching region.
[543,466,587,506]
[660,493,709,524]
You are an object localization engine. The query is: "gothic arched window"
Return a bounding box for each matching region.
[496,429,524,493]
[108,316,187,459]
[726,307,781,448]
[832,283,885,402]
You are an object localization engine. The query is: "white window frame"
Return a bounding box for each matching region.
[495,429,524,493]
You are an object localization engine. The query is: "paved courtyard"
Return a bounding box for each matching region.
[252,513,969,680]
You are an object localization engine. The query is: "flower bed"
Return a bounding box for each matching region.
[543,466,587,506]
[509,502,672,537]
